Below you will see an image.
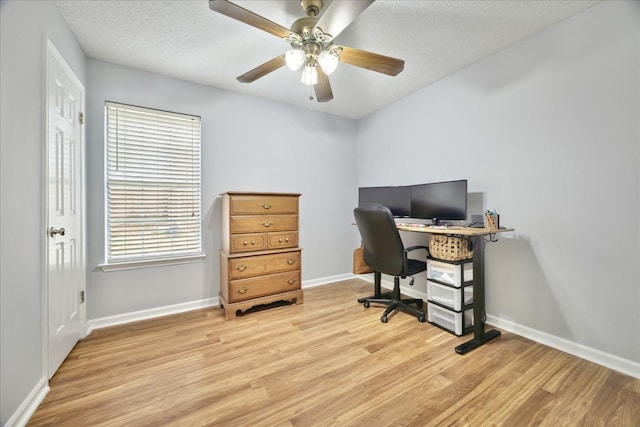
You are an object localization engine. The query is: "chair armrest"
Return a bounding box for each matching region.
[405,245,429,253]
[403,246,429,273]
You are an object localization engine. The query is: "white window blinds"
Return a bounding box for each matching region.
[105,102,202,263]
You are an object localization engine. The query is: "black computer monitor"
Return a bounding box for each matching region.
[358,186,411,217]
[410,180,468,224]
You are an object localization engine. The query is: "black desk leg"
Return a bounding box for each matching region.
[455,235,501,354]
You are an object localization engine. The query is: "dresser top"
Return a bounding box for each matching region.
[222,191,301,197]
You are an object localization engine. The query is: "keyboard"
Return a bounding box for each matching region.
[428,225,462,230]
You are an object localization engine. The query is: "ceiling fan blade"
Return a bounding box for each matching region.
[237,55,286,83]
[314,68,333,102]
[339,46,405,76]
[209,0,291,38]
[315,0,374,38]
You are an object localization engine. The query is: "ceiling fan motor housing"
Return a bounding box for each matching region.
[300,0,323,18]
[291,16,320,40]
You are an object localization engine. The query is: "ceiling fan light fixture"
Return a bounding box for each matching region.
[301,65,318,85]
[318,50,339,75]
[285,49,306,71]
[209,0,403,103]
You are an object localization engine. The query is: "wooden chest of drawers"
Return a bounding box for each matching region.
[219,192,303,319]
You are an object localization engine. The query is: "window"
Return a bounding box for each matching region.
[102,102,203,269]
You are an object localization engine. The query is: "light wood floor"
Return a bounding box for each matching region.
[29,279,639,426]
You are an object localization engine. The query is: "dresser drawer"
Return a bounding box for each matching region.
[230,233,267,253]
[228,270,301,303]
[229,194,298,215]
[228,251,301,280]
[268,232,298,249]
[230,214,298,234]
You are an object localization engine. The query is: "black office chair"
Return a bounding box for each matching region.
[354,204,428,323]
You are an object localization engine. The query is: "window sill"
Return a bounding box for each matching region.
[98,253,206,272]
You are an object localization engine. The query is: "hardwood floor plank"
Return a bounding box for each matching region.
[28,279,639,426]
[580,370,640,425]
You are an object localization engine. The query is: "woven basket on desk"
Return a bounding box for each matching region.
[428,235,473,261]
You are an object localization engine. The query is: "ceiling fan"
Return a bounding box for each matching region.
[209,0,405,102]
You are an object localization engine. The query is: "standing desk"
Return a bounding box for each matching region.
[396,224,514,354]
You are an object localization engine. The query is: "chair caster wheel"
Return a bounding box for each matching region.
[418,315,426,323]
[363,301,370,308]
[380,315,388,323]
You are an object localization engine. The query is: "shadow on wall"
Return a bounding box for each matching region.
[467,191,485,223]
[203,196,223,297]
[206,196,222,234]
[485,234,574,339]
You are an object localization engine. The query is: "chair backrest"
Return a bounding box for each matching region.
[353,204,406,277]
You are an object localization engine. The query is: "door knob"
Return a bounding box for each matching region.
[49,227,65,237]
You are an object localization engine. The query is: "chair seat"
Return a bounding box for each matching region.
[406,259,426,277]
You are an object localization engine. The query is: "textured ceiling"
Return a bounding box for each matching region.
[54,0,599,119]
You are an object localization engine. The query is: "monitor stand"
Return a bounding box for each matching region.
[431,218,452,226]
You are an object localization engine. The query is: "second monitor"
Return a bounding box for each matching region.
[358,179,468,224]
[410,179,468,224]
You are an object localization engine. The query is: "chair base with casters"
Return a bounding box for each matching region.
[359,271,426,323]
[357,271,392,304]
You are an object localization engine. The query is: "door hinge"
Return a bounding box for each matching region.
[79,112,84,125]
[80,290,85,303]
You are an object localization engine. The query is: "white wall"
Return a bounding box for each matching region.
[0,1,87,424]
[86,60,360,319]
[357,1,640,364]
[2,0,638,423]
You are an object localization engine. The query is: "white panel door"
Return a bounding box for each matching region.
[46,40,85,379]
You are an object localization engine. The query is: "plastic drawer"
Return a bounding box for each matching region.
[427,281,473,311]
[427,302,474,336]
[427,259,473,287]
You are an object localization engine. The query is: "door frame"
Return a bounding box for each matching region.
[42,37,87,379]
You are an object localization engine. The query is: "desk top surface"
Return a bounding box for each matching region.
[396,223,514,236]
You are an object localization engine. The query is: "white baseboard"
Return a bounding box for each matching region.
[12,274,638,426]
[354,273,639,379]
[5,376,49,427]
[86,276,357,333]
[86,297,219,334]
[86,275,639,380]
[302,273,354,289]
[86,274,356,333]
[486,315,640,379]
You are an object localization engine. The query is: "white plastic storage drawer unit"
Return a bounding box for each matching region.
[427,259,473,288]
[427,302,474,336]
[427,281,473,312]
